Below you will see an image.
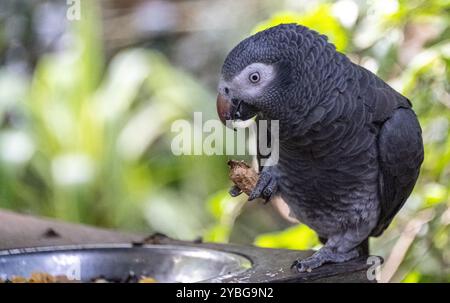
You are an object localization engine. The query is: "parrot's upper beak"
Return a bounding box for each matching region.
[216,93,232,125]
[216,93,258,128]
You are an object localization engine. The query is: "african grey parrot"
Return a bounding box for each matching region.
[216,24,424,272]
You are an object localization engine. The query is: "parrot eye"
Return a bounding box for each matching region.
[249,72,260,83]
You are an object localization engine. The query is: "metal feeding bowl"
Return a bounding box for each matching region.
[0,242,373,282]
[0,244,252,283]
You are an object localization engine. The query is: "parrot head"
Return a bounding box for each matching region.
[217,24,304,127]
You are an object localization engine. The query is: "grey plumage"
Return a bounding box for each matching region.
[218,24,424,271]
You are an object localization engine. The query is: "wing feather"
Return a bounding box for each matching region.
[372,107,424,236]
[357,66,424,236]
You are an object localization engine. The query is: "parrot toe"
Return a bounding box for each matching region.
[248,170,277,202]
[291,257,325,273]
[229,185,242,197]
[291,248,360,273]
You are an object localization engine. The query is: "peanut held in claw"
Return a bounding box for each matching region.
[227,160,259,196]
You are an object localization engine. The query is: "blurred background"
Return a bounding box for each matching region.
[0,0,448,282]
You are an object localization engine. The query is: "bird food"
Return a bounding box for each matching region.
[0,272,157,283]
[228,160,259,196]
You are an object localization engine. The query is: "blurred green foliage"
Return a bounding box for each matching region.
[0,0,449,282]
[255,225,319,250]
[252,4,349,52]
[0,1,228,236]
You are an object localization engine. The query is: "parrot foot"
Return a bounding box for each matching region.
[248,170,277,202]
[291,248,359,273]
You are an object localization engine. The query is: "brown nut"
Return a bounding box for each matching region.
[228,160,259,196]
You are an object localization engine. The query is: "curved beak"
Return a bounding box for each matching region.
[216,93,232,125]
[217,93,258,128]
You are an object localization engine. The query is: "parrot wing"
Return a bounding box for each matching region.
[373,106,424,236]
[357,66,424,236]
[367,90,424,236]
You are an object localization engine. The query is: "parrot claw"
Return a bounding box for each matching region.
[291,258,323,273]
[248,170,277,202]
[229,185,242,197]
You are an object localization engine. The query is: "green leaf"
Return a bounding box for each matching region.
[254,224,319,250]
[402,270,421,283]
[252,5,349,52]
[423,183,447,207]
[204,189,246,243]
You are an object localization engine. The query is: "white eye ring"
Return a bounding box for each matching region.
[249,72,260,83]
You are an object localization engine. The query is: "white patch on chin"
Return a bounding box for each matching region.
[232,115,257,128]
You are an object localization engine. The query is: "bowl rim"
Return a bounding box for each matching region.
[0,243,253,282]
